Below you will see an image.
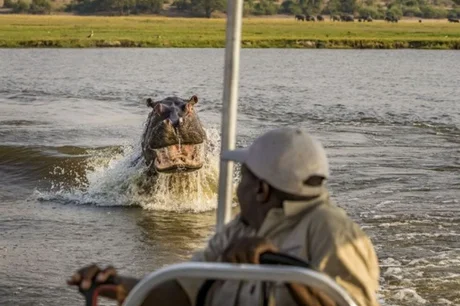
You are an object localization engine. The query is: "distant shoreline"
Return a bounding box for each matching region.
[1,15,459,49]
[3,39,460,49]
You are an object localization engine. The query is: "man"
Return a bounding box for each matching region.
[68,127,381,306]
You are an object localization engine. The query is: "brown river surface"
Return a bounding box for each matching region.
[0,49,459,306]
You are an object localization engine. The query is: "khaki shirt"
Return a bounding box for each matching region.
[177,192,380,306]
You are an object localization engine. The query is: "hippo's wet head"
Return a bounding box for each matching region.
[141,95,206,174]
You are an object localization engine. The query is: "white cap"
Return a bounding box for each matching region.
[222,128,329,197]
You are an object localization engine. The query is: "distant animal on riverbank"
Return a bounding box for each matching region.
[340,15,354,22]
[331,15,340,21]
[385,16,399,23]
[295,14,305,21]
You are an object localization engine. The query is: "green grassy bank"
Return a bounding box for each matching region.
[1,15,460,49]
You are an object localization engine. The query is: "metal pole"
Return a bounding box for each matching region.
[216,0,244,231]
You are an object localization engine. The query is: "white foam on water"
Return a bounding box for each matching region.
[374,214,399,219]
[393,289,427,304]
[34,127,234,212]
[407,258,430,266]
[381,258,402,267]
[384,267,403,276]
[378,250,460,305]
[394,232,460,239]
[437,298,453,305]
[378,222,409,228]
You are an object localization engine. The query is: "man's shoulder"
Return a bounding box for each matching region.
[304,198,369,239]
[308,197,348,220]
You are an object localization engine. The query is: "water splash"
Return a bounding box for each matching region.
[34,127,231,212]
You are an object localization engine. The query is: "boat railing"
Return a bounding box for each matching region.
[122,262,358,306]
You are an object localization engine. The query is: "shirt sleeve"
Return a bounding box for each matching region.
[176,216,253,306]
[307,207,381,306]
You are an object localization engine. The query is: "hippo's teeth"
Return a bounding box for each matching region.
[153,143,204,172]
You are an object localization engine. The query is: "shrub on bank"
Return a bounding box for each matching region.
[252,0,279,15]
[386,5,403,18]
[357,6,385,18]
[280,0,302,15]
[420,5,448,18]
[12,0,30,12]
[3,0,14,8]
[402,5,423,17]
[29,0,52,14]
[447,7,460,17]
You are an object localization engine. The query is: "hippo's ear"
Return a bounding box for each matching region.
[146,98,156,108]
[189,95,198,105]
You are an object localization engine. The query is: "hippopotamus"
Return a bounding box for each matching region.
[331,15,340,21]
[140,95,206,174]
[340,14,354,22]
[385,16,398,23]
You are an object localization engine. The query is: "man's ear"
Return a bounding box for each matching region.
[255,181,270,203]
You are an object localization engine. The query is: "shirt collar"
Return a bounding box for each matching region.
[257,191,329,236]
[282,191,329,217]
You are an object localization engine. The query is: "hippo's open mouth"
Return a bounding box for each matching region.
[153,143,204,173]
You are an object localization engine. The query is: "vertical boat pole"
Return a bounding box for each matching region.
[216,0,244,231]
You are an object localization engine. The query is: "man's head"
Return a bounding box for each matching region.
[222,128,329,229]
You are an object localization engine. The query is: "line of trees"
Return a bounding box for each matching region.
[62,0,227,17]
[3,0,460,19]
[4,0,52,13]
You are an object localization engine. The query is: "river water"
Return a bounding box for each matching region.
[0,49,459,306]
